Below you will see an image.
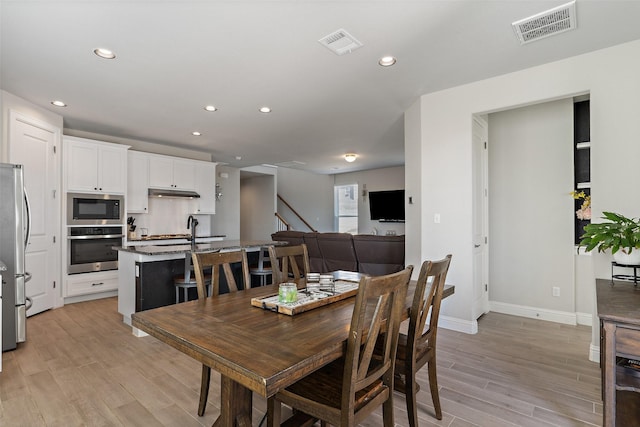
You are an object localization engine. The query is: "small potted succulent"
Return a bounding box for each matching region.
[579,212,640,265]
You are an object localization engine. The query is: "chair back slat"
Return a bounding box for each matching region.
[268,244,311,284]
[342,266,413,416]
[192,250,250,298]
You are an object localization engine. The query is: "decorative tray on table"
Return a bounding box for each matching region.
[251,279,360,316]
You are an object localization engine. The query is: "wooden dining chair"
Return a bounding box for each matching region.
[268,244,310,284]
[267,265,413,427]
[191,249,251,416]
[395,254,452,425]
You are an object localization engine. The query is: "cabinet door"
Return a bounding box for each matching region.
[193,162,216,214]
[66,140,99,192]
[148,155,174,189]
[172,159,196,190]
[98,146,127,194]
[127,152,149,213]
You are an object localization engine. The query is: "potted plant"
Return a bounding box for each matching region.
[579,211,640,265]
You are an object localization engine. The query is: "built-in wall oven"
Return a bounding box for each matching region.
[67,193,123,225]
[67,226,123,274]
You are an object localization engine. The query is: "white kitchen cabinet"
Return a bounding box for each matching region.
[148,154,196,190]
[64,270,119,297]
[127,151,149,213]
[65,136,129,194]
[193,161,217,214]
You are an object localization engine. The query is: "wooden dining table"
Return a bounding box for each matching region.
[131,271,455,427]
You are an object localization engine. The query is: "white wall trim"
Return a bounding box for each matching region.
[490,301,578,325]
[439,315,478,334]
[589,343,600,363]
[576,311,593,326]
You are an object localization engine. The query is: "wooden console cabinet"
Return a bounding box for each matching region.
[597,279,640,426]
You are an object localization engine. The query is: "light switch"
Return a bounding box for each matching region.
[434,213,441,223]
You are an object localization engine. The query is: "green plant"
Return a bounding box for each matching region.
[580,212,640,254]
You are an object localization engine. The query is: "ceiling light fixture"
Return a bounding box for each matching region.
[192,131,202,136]
[93,48,116,59]
[344,153,357,163]
[51,100,67,107]
[204,105,217,112]
[259,106,272,113]
[378,56,397,67]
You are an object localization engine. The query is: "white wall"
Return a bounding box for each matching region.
[488,99,574,313]
[276,167,334,232]
[240,166,276,241]
[406,39,640,331]
[334,166,406,236]
[214,165,241,240]
[129,198,212,237]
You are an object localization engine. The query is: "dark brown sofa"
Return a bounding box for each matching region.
[271,231,405,275]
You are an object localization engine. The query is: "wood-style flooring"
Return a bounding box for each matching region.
[0,297,602,426]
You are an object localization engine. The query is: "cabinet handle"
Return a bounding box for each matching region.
[92,282,104,286]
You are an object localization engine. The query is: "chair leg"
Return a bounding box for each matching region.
[427,357,442,420]
[175,287,180,304]
[198,365,211,416]
[267,396,281,427]
[382,391,395,427]
[405,362,419,427]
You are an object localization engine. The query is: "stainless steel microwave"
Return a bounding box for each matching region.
[67,193,124,225]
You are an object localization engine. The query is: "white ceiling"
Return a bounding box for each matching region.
[2,1,640,174]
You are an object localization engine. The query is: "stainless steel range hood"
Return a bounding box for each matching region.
[148,188,201,199]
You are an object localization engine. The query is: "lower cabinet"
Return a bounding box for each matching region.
[65,270,119,297]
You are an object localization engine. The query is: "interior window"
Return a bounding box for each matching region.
[335,184,358,234]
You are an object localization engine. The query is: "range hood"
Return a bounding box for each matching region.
[148,188,201,199]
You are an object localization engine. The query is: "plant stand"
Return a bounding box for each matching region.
[611,261,640,286]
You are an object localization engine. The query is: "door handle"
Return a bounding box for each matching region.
[474,244,481,248]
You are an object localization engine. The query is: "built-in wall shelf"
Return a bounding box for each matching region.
[577,182,591,189]
[573,98,590,245]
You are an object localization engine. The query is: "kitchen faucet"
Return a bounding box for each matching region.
[187,215,198,242]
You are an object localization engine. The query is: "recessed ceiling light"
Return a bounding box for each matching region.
[378,56,397,67]
[204,105,217,112]
[51,100,67,107]
[192,131,202,136]
[344,153,358,162]
[94,48,116,59]
[259,106,272,113]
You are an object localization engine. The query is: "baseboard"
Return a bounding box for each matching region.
[576,311,593,326]
[439,315,478,334]
[589,343,600,363]
[63,290,118,305]
[489,301,578,325]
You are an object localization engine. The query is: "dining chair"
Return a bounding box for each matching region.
[268,244,310,284]
[395,254,452,425]
[191,249,251,416]
[249,246,272,286]
[267,265,413,427]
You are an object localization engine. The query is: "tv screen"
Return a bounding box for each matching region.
[368,190,405,222]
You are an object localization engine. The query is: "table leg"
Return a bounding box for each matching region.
[214,375,253,427]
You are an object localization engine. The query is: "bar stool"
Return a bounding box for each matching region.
[250,246,272,286]
[174,272,212,303]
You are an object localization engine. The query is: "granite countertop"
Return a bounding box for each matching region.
[115,239,285,256]
[127,234,226,242]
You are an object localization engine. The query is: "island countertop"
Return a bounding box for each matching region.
[115,239,285,256]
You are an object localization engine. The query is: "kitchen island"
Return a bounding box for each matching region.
[116,240,284,335]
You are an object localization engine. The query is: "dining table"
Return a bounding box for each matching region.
[131,271,455,427]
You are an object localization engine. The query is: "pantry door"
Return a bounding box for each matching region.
[9,110,61,315]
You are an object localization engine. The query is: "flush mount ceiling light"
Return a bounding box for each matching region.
[378,56,397,67]
[259,106,272,113]
[344,153,357,163]
[93,48,116,59]
[204,105,217,112]
[51,100,67,107]
[192,131,202,136]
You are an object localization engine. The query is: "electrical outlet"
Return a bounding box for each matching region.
[552,286,560,297]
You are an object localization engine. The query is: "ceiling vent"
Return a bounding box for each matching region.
[318,29,363,55]
[274,160,307,168]
[512,0,577,45]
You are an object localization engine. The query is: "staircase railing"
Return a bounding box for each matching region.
[277,194,317,232]
[275,212,290,231]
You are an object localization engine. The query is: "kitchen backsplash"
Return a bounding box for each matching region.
[129,197,212,237]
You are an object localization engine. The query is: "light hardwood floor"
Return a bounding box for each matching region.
[0,297,602,426]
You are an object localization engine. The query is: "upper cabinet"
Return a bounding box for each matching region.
[193,161,217,214]
[64,136,129,194]
[148,154,196,190]
[127,151,149,213]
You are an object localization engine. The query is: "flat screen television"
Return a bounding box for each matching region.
[368,190,405,222]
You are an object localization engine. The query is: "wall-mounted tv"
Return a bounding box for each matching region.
[368,190,405,222]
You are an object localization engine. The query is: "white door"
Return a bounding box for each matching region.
[472,116,489,319]
[9,110,60,316]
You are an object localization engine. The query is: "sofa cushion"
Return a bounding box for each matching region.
[353,234,405,275]
[303,232,327,273]
[316,233,358,272]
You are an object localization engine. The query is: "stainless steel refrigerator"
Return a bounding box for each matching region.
[1,163,31,351]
